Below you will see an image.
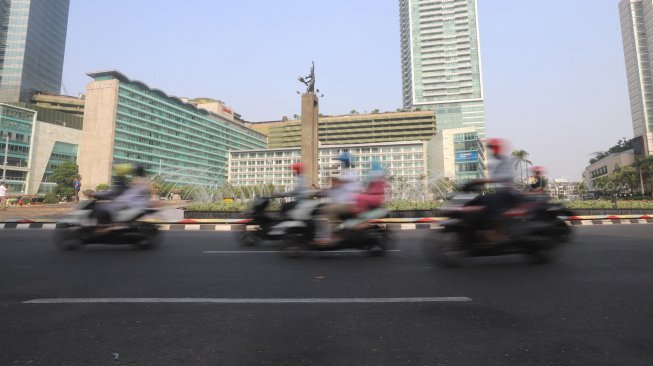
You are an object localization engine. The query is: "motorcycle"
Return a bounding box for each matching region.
[236,196,289,246]
[268,195,392,257]
[427,180,573,267]
[53,199,160,250]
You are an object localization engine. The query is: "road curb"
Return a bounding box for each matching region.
[1,218,653,231]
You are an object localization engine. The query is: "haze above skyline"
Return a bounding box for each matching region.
[62,0,631,179]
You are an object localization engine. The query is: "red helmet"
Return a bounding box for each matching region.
[486,138,505,155]
[531,166,545,174]
[291,162,304,174]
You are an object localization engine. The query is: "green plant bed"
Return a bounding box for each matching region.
[564,199,653,209]
[185,200,441,212]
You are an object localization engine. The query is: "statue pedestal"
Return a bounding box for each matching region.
[301,93,319,188]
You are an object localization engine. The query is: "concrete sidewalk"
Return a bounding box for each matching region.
[0,200,187,222]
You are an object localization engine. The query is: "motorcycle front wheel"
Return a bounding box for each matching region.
[281,232,308,258]
[238,229,262,247]
[53,225,83,251]
[135,224,160,250]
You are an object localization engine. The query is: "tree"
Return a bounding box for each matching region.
[633,155,653,195]
[511,150,532,183]
[349,109,359,115]
[371,109,380,114]
[49,161,79,201]
[589,137,636,164]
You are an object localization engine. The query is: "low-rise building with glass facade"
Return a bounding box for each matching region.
[582,150,635,191]
[431,127,485,181]
[229,141,432,190]
[31,91,85,116]
[78,70,267,191]
[0,103,82,194]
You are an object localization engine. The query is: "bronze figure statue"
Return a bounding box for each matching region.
[298,61,316,94]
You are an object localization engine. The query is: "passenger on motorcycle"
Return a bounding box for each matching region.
[355,160,386,212]
[314,153,362,245]
[92,164,150,233]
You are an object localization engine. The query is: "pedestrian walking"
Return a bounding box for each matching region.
[0,181,7,211]
[73,177,81,202]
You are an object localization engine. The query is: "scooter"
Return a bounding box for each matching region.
[53,200,160,250]
[427,181,573,267]
[268,197,392,258]
[236,196,287,246]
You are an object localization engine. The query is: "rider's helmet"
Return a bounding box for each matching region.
[369,160,384,180]
[486,138,506,157]
[113,163,134,177]
[335,152,352,168]
[290,162,304,175]
[531,165,545,176]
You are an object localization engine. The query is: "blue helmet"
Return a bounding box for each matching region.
[335,152,351,167]
[370,160,382,172]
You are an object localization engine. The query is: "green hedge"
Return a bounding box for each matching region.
[564,200,653,209]
[185,199,653,212]
[186,200,441,212]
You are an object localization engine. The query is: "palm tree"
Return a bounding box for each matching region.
[511,150,532,183]
[633,156,653,196]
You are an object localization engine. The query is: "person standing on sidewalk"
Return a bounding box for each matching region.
[73,177,81,202]
[0,182,7,211]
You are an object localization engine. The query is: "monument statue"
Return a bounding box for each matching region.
[298,61,316,94]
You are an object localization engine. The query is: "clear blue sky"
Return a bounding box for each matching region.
[62,0,631,179]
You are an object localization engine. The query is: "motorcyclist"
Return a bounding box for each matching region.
[93,164,150,232]
[528,166,548,193]
[281,162,310,214]
[355,160,386,212]
[314,152,361,245]
[469,138,518,241]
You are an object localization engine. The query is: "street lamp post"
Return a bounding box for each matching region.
[2,132,8,182]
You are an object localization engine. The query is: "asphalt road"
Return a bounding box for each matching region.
[1,226,652,365]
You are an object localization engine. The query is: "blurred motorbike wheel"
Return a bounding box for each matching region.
[53,225,83,251]
[433,230,467,268]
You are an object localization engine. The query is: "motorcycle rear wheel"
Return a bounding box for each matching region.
[434,231,467,268]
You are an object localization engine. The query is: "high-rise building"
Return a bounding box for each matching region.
[399,0,486,138]
[0,0,70,103]
[619,0,653,155]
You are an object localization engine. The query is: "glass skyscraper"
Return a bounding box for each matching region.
[399,0,486,138]
[0,0,70,103]
[619,0,653,156]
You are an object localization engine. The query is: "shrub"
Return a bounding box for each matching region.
[43,192,59,204]
[95,183,110,191]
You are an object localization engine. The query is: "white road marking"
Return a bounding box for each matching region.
[23,297,471,304]
[185,224,201,231]
[42,223,56,230]
[215,225,232,231]
[202,249,402,254]
[16,223,30,230]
